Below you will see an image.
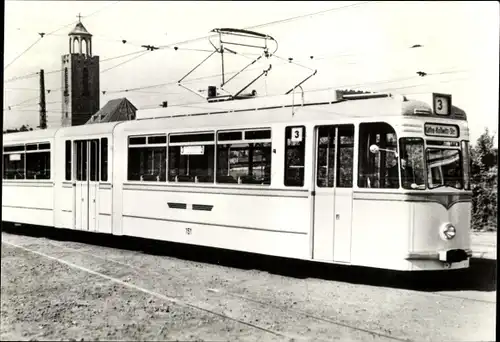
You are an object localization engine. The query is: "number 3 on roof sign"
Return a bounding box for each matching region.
[433,94,451,116]
[291,127,303,142]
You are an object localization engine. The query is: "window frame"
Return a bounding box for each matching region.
[357,122,398,190]
[399,137,426,190]
[3,142,51,181]
[215,127,272,186]
[127,134,167,182]
[425,146,464,190]
[65,140,72,181]
[168,131,215,184]
[284,125,307,187]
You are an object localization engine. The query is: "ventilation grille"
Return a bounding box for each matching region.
[167,202,187,209]
[192,204,214,211]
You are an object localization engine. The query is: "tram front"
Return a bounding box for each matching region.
[354,93,472,271]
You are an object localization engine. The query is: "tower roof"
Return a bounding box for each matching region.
[69,22,92,37]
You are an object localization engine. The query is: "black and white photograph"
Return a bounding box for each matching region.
[1,1,498,341]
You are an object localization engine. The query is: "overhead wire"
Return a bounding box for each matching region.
[246,1,377,30]
[4,37,43,71]
[101,50,152,73]
[133,69,474,112]
[155,1,377,50]
[4,1,121,73]
[3,49,150,84]
[3,1,479,123]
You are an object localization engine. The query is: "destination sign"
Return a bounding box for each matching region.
[181,145,205,155]
[424,123,459,138]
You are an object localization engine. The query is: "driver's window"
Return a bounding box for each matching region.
[357,122,398,189]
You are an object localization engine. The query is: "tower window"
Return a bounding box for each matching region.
[64,67,69,96]
[82,68,89,96]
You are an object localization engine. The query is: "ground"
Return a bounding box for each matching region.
[1,229,496,341]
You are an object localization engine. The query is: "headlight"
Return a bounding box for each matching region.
[440,223,456,240]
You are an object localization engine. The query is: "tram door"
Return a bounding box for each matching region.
[313,125,354,263]
[75,139,99,231]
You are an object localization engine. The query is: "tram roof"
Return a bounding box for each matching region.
[2,90,468,144]
[54,121,119,138]
[115,91,467,133]
[3,127,59,144]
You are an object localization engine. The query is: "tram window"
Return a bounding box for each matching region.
[76,141,88,181]
[284,126,306,187]
[148,136,167,144]
[89,140,100,182]
[426,148,463,189]
[399,138,425,189]
[65,140,72,181]
[167,132,214,183]
[101,138,108,182]
[3,152,25,179]
[26,144,38,151]
[219,131,243,141]
[317,126,336,187]
[358,122,397,189]
[3,145,24,153]
[170,133,214,144]
[169,146,214,183]
[129,136,146,145]
[128,146,166,181]
[337,125,354,187]
[216,129,271,185]
[26,151,50,179]
[128,135,167,182]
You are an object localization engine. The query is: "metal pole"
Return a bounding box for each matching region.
[39,69,47,129]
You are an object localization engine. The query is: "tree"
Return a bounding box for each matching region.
[470,128,498,231]
[3,124,33,134]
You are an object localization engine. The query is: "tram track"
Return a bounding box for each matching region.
[36,239,416,342]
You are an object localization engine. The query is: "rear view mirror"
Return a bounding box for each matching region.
[369,144,398,158]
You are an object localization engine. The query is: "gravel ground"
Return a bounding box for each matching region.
[1,230,496,341]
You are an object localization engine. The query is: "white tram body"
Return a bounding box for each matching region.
[2,91,472,271]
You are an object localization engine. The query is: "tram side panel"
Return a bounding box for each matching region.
[350,193,412,271]
[112,122,310,259]
[2,181,55,227]
[2,137,56,228]
[120,185,310,259]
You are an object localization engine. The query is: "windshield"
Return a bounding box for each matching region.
[426,148,463,189]
[399,138,426,189]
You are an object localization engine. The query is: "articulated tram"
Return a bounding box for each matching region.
[2,90,472,271]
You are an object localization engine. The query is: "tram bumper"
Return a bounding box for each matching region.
[405,249,472,263]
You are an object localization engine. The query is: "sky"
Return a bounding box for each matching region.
[3,1,499,145]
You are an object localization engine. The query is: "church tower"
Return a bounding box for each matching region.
[61,17,100,126]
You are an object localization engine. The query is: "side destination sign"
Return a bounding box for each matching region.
[424,123,459,138]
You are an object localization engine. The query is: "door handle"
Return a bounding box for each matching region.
[336,214,340,220]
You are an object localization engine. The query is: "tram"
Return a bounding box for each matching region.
[2,89,472,271]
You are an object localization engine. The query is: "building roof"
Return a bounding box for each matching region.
[86,98,137,124]
[69,22,92,36]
